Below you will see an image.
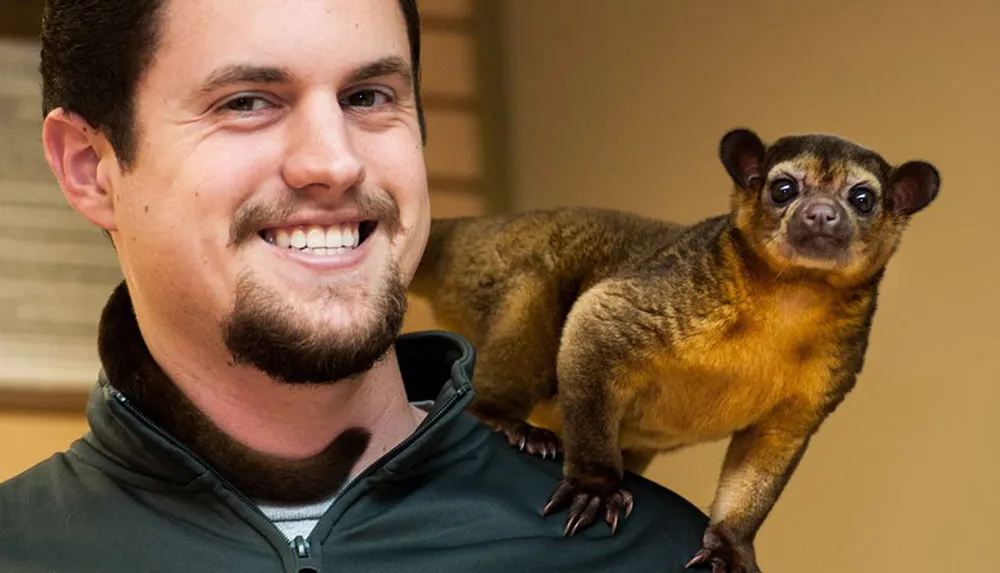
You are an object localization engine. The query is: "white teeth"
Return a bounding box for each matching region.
[275,229,291,248]
[306,226,326,248]
[326,226,344,248]
[300,246,351,255]
[264,222,365,254]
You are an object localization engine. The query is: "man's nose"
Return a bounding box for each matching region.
[281,100,365,194]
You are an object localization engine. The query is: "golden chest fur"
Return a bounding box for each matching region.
[617,283,854,451]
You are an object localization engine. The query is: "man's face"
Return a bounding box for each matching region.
[103,0,429,382]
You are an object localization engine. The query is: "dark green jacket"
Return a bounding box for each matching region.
[0,330,708,572]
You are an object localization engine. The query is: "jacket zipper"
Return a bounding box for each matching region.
[323,385,468,502]
[109,391,295,544]
[291,535,318,572]
[109,383,469,560]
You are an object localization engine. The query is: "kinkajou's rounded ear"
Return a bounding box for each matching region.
[888,160,940,216]
[719,128,767,192]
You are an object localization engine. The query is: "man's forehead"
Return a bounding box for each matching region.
[152,0,411,84]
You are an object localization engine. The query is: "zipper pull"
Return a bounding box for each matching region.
[292,535,320,573]
[294,535,310,558]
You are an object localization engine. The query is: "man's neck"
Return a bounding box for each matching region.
[96,281,424,504]
[149,336,427,470]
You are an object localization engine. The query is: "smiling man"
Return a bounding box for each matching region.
[0,1,709,571]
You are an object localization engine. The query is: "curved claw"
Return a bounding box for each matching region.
[684,525,760,573]
[541,480,574,516]
[605,489,634,534]
[541,477,633,537]
[565,495,601,536]
[684,549,712,570]
[497,421,563,460]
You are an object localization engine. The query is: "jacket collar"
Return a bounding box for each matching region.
[76,281,479,493]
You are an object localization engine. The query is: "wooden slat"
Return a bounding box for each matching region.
[0,331,102,393]
[0,37,39,68]
[0,225,107,247]
[0,203,102,232]
[429,188,487,218]
[1,318,98,340]
[0,237,119,269]
[0,0,44,40]
[417,0,472,19]
[423,109,481,179]
[0,41,47,201]
[0,284,110,333]
[427,173,481,193]
[421,30,477,98]
[0,388,90,414]
[0,276,112,310]
[470,0,514,215]
[0,259,122,285]
[421,15,474,34]
[422,92,478,113]
[3,303,104,333]
[0,180,66,207]
[0,75,39,100]
[0,139,51,184]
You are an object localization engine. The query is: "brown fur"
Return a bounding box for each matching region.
[408,128,940,572]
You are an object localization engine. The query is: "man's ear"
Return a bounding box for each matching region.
[41,108,118,232]
[719,128,767,192]
[888,160,940,216]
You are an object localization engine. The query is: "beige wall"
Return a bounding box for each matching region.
[502,1,998,571]
[0,412,89,479]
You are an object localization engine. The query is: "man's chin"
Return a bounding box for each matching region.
[220,264,408,384]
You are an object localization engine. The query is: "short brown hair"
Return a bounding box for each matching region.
[39,0,425,170]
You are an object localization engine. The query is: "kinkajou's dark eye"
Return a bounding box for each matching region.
[769,178,799,206]
[847,186,876,215]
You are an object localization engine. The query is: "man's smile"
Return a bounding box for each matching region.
[251,216,383,274]
[259,220,378,256]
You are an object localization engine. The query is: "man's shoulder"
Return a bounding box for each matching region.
[367,422,710,571]
[0,449,104,526]
[1,452,72,504]
[486,434,708,530]
[0,452,84,556]
[0,442,137,534]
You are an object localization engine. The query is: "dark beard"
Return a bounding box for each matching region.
[221,260,408,384]
[98,281,374,503]
[93,187,410,503]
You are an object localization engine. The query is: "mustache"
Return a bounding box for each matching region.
[229,188,402,246]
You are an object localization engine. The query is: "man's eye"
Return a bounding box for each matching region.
[343,89,391,108]
[221,96,271,113]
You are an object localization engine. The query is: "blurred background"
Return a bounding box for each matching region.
[1,1,995,571]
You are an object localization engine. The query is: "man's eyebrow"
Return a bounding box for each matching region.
[197,64,291,96]
[194,57,412,98]
[347,56,413,90]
